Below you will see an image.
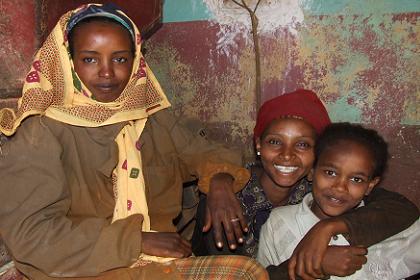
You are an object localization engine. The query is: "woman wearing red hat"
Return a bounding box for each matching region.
[194,89,419,278]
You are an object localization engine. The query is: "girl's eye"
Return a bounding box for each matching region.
[113,57,128,63]
[82,57,97,63]
[324,170,336,177]
[351,177,364,183]
[268,139,281,145]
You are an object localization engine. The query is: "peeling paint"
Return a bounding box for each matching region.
[203,0,304,56]
[293,13,419,126]
[144,3,419,204]
[144,42,199,117]
[0,0,36,92]
[300,0,420,16]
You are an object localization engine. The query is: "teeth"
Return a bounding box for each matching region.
[274,165,298,173]
[329,197,342,203]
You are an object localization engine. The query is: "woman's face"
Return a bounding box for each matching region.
[72,21,134,102]
[256,118,316,189]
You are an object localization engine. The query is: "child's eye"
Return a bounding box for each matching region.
[324,170,336,177]
[113,57,128,63]
[82,57,97,63]
[350,177,364,183]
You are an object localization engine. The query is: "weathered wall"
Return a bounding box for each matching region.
[144,0,420,206]
[0,0,418,206]
[0,0,37,101]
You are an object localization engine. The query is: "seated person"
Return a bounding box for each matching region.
[193,90,419,273]
[0,3,266,279]
[258,123,420,279]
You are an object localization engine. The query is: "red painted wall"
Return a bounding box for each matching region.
[0,0,37,98]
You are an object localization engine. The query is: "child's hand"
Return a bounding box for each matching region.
[288,218,348,280]
[322,245,367,276]
[141,232,192,258]
[204,173,247,250]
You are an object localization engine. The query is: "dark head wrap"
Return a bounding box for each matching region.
[66,3,135,40]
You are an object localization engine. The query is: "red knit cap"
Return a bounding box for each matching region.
[254,89,331,139]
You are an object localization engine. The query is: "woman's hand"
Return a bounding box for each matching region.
[288,218,348,280]
[141,232,192,258]
[322,245,367,277]
[204,173,248,250]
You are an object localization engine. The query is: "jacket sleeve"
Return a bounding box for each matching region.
[340,187,419,247]
[149,109,250,193]
[0,118,142,277]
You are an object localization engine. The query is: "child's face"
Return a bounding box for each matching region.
[311,140,380,219]
[72,21,134,102]
[256,118,316,188]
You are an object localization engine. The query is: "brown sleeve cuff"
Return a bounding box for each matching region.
[197,162,250,193]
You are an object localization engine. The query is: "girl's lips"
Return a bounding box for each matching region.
[96,84,118,91]
[325,194,347,205]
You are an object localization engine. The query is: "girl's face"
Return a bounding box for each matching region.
[72,21,134,102]
[256,118,316,189]
[311,140,380,219]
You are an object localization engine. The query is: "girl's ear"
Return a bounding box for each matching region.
[365,177,381,196]
[307,168,314,182]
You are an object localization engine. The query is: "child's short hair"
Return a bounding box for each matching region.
[315,122,388,178]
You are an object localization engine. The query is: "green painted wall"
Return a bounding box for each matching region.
[163,0,420,22]
[163,0,209,22]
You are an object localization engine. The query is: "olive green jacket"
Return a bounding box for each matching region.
[0,109,248,279]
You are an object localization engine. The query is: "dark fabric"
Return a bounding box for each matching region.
[266,261,290,280]
[66,3,135,39]
[341,186,419,247]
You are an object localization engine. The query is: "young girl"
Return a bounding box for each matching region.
[258,123,420,279]
[0,4,266,280]
[194,89,419,276]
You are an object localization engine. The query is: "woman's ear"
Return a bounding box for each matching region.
[365,177,381,196]
[307,168,314,182]
[255,137,261,155]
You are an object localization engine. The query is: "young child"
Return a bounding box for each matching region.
[0,3,267,280]
[257,123,420,279]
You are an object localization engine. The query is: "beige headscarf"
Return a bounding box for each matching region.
[0,4,170,238]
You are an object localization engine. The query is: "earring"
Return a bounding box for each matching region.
[257,151,261,156]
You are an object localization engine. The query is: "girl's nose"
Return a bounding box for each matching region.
[332,178,348,192]
[99,62,114,78]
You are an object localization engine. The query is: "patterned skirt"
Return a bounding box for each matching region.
[174,255,268,280]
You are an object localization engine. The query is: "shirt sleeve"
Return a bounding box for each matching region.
[257,220,278,267]
[340,187,419,247]
[0,117,143,277]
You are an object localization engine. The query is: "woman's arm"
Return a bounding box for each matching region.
[342,186,419,246]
